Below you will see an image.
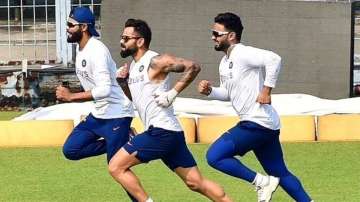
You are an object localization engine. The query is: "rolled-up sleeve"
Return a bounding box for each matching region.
[263,51,281,88]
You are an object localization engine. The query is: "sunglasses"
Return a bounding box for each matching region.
[67,22,83,28]
[211,30,229,38]
[121,35,142,43]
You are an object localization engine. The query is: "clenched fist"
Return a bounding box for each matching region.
[198,80,212,96]
[153,88,178,108]
[56,85,72,102]
[116,63,130,80]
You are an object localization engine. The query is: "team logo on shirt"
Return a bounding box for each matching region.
[139,65,144,72]
[82,59,87,67]
[229,61,233,69]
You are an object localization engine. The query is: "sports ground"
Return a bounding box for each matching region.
[1,112,359,202]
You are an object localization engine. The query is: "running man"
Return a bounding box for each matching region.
[108,18,232,202]
[56,7,135,200]
[198,12,313,202]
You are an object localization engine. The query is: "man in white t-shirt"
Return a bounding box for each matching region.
[55,7,136,201]
[198,12,313,202]
[108,18,232,202]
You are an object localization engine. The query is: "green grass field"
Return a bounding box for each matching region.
[0,111,24,120]
[0,143,359,202]
[1,112,360,201]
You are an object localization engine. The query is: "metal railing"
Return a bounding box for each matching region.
[0,0,101,66]
[0,0,56,64]
[56,0,101,67]
[71,0,101,35]
[0,0,102,111]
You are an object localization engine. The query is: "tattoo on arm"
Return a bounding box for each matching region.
[149,57,157,70]
[168,63,186,73]
[150,54,200,91]
[150,55,186,73]
[167,58,200,86]
[178,65,199,84]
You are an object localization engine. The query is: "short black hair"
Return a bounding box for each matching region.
[214,12,243,41]
[125,18,152,48]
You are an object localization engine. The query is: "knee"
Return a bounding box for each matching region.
[184,176,202,192]
[206,150,219,168]
[62,145,81,160]
[108,160,126,177]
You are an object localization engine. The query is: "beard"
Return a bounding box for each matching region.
[67,29,82,43]
[214,41,230,51]
[120,46,137,58]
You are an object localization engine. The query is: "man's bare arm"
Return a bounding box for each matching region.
[117,78,132,101]
[149,54,201,93]
[116,64,132,101]
[56,86,93,102]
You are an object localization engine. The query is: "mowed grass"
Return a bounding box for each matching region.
[0,111,24,120]
[0,143,359,202]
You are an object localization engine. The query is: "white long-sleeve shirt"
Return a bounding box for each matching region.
[75,37,134,119]
[210,43,281,130]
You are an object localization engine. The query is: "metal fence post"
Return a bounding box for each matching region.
[56,0,72,67]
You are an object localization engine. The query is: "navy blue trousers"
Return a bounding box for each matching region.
[63,114,137,201]
[206,121,312,202]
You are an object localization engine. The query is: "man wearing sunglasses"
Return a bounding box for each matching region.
[198,12,313,202]
[56,7,136,200]
[108,18,232,202]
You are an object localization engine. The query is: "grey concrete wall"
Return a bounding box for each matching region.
[101,0,351,99]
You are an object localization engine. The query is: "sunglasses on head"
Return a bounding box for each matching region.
[211,30,229,38]
[121,35,141,43]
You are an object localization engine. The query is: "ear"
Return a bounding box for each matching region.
[81,24,88,33]
[136,38,145,48]
[228,32,237,41]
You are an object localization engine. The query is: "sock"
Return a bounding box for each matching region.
[253,173,269,187]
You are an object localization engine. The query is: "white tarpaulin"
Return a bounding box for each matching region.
[14,94,360,125]
[14,102,94,125]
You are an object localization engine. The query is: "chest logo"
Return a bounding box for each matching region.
[82,59,87,67]
[139,65,144,72]
[229,61,233,69]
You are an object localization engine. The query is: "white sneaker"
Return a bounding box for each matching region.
[256,176,280,202]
